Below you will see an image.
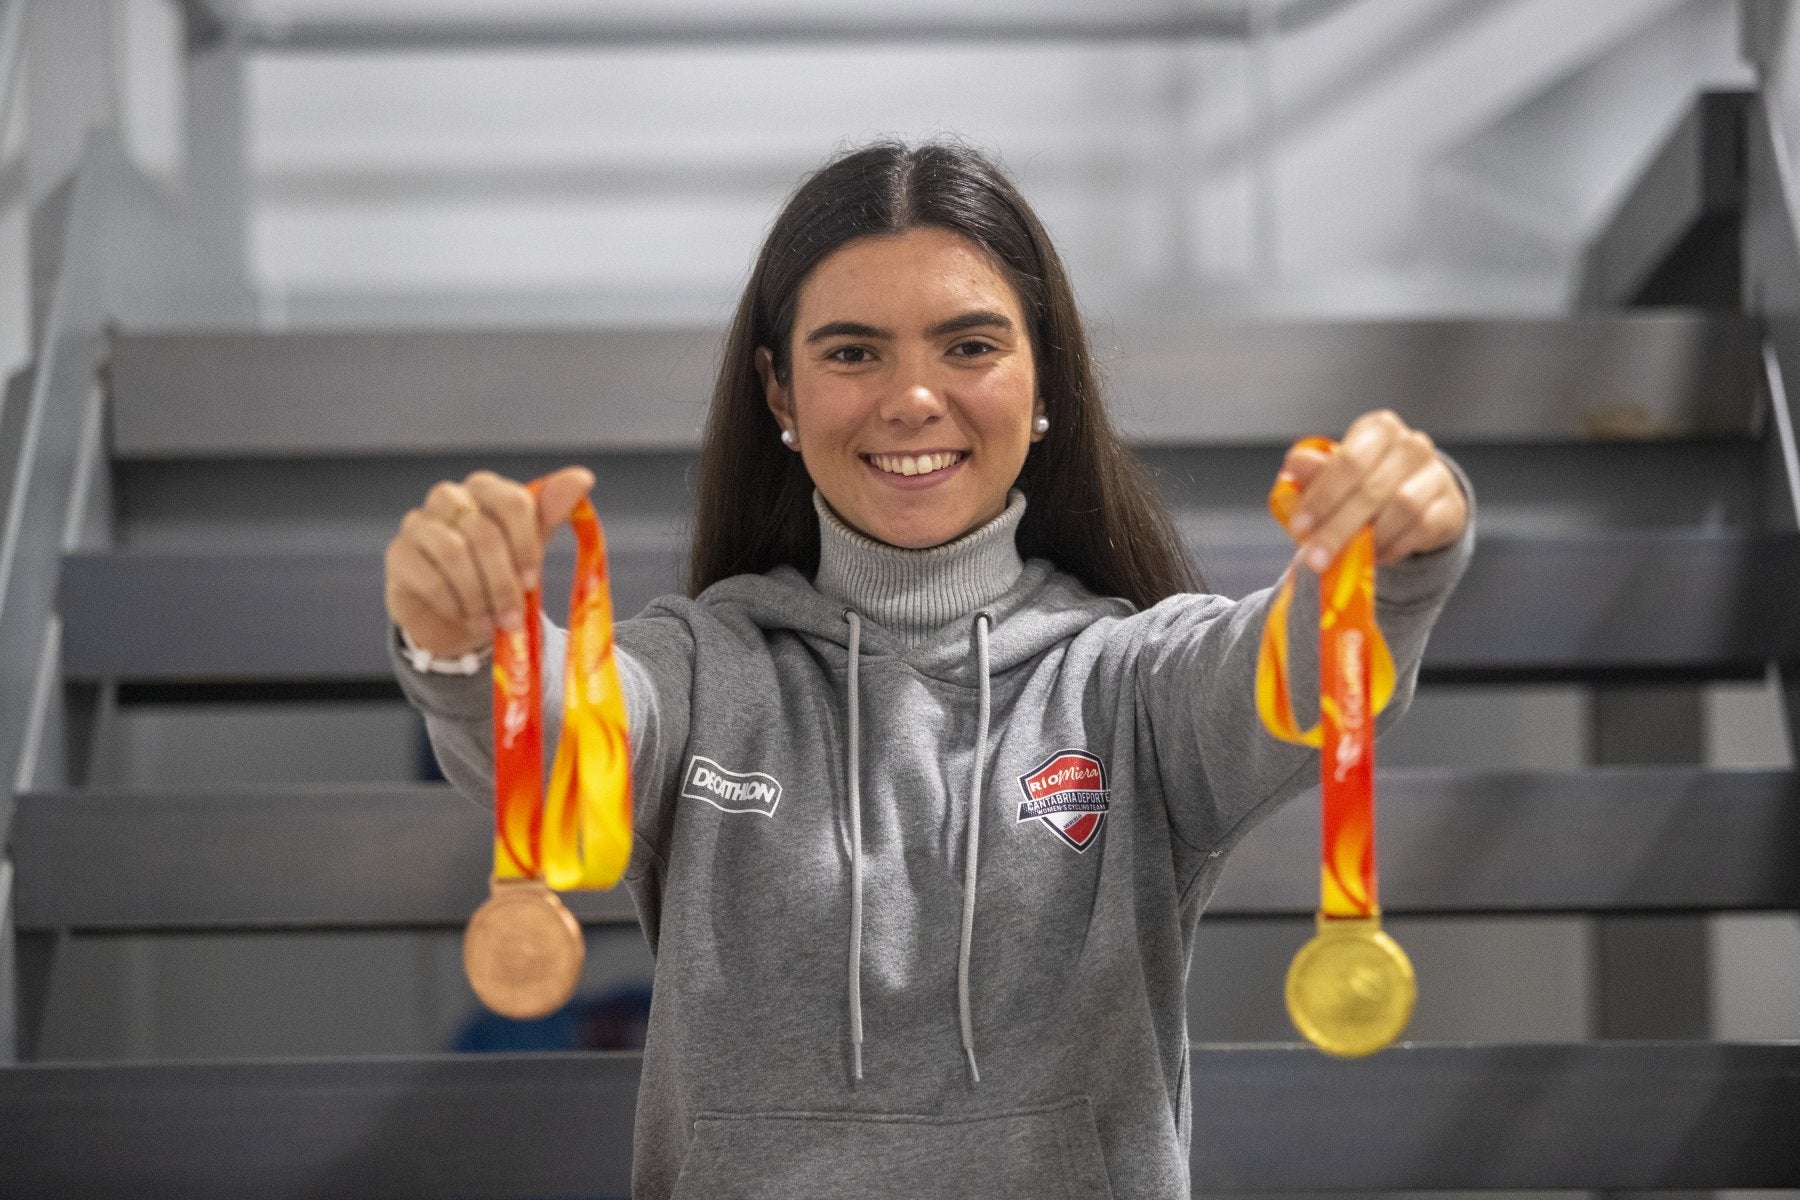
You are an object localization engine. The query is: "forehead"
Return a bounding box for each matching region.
[795,227,1024,326]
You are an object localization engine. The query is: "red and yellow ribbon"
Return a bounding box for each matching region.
[1256,437,1396,919]
[491,487,633,890]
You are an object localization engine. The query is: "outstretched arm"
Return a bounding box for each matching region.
[1135,410,1473,877]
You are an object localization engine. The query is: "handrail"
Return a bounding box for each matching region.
[0,133,136,1066]
[1765,340,1800,529]
[1755,89,1800,531]
[0,150,110,799]
[0,0,28,151]
[229,0,1360,51]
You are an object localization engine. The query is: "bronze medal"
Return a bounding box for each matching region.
[462,876,585,1020]
[1285,915,1416,1058]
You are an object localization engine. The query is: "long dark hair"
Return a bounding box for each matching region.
[687,139,1200,608]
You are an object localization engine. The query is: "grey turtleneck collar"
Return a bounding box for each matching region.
[813,490,1026,646]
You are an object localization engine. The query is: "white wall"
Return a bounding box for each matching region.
[244,0,1754,328]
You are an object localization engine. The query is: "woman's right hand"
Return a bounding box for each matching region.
[384,465,596,658]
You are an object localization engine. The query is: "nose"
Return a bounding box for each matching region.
[880,379,946,427]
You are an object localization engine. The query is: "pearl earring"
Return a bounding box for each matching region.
[780,429,795,447]
[1033,415,1050,435]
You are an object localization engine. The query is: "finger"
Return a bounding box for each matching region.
[463,471,542,590]
[1297,416,1441,563]
[535,465,596,539]
[1371,469,1437,563]
[392,509,485,628]
[385,534,489,656]
[423,479,481,527]
[1379,491,1464,563]
[1373,452,1466,562]
[1286,414,1402,541]
[454,503,529,630]
[1297,444,1416,570]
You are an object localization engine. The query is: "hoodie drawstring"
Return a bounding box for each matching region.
[845,609,866,1083]
[956,612,992,1084]
[843,608,992,1087]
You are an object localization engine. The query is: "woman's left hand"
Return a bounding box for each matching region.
[1279,410,1468,572]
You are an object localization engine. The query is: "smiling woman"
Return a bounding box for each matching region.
[383,139,1472,1200]
[687,139,1206,607]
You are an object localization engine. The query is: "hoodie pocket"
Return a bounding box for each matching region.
[669,1094,1114,1200]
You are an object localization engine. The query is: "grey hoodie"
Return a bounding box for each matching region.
[397,516,1471,1200]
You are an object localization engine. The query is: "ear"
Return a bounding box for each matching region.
[756,347,797,448]
[1030,393,1047,443]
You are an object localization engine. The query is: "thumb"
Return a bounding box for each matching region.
[535,465,596,538]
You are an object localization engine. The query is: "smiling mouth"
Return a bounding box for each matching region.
[865,451,967,477]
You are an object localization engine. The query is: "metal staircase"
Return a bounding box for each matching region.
[1,37,1799,1200]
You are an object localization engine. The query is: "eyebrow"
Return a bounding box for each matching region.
[929,310,1015,337]
[804,320,888,344]
[802,310,1016,345]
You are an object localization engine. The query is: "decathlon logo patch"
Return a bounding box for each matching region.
[1017,749,1110,852]
[681,756,783,817]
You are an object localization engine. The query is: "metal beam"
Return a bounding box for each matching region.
[222,2,1360,52]
[0,1044,1794,1195]
[108,314,1761,457]
[56,530,1800,684]
[12,768,1799,932]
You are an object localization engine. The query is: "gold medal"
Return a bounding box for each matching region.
[1260,445,1414,1057]
[1285,915,1416,1058]
[462,876,585,1020]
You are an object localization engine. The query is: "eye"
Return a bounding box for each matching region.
[825,345,874,365]
[949,339,996,358]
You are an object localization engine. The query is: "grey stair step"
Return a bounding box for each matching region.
[110,313,1759,457]
[1,1044,1795,1195]
[58,530,1800,683]
[107,439,1772,551]
[8,784,636,929]
[13,768,1798,931]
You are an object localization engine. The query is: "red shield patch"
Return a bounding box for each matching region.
[1016,749,1111,852]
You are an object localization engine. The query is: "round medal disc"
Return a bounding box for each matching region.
[1285,917,1416,1058]
[463,879,585,1020]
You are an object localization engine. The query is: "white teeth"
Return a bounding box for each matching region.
[871,452,960,476]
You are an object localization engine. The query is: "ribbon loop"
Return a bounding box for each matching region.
[491,486,633,891]
[1259,438,1418,1055]
[1255,438,1394,919]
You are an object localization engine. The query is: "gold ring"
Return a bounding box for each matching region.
[448,498,481,528]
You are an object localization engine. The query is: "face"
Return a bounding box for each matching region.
[758,227,1044,550]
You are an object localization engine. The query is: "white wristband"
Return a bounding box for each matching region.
[398,626,487,677]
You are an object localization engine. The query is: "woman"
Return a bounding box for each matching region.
[385,141,1470,1199]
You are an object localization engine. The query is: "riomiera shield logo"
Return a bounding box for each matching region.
[1017,748,1111,852]
[680,756,783,817]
